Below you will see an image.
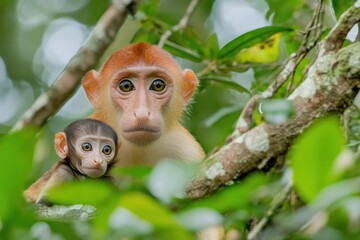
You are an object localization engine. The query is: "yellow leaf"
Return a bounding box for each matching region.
[235,33,281,63]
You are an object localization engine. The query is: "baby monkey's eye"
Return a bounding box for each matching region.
[82,143,92,151]
[102,145,112,155]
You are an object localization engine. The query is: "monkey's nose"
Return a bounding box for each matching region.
[93,159,103,167]
[134,105,150,122]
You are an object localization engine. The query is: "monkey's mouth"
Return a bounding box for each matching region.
[123,126,162,145]
[82,167,106,178]
[123,126,161,133]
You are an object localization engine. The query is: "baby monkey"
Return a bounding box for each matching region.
[24,119,120,204]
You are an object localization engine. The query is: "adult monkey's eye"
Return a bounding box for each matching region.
[102,145,112,155]
[82,143,92,151]
[150,79,166,92]
[119,79,135,92]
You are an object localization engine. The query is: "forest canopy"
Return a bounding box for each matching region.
[1,0,360,239]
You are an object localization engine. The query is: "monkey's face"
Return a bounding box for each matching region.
[74,135,116,178]
[109,66,175,146]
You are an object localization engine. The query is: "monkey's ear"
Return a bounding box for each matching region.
[182,69,198,103]
[82,70,100,108]
[55,132,68,159]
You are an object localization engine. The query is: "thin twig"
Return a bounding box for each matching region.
[230,0,325,137]
[285,68,296,96]
[247,181,292,240]
[157,0,200,48]
[320,2,360,56]
[12,0,137,131]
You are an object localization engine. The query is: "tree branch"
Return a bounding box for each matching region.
[35,204,96,221]
[320,1,360,56]
[157,0,199,48]
[187,2,360,198]
[12,0,137,131]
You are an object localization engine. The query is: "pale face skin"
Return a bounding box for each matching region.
[109,66,174,145]
[73,135,116,178]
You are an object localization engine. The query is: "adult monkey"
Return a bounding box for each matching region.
[82,42,223,239]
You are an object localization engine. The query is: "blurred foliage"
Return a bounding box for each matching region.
[0,129,37,239]
[1,0,360,239]
[290,117,346,202]
[332,0,354,18]
[254,99,295,125]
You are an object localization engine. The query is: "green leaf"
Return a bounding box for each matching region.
[47,180,117,206]
[200,75,250,93]
[0,129,37,220]
[290,116,345,202]
[132,30,160,45]
[331,0,353,19]
[217,26,292,59]
[164,41,203,62]
[113,166,152,179]
[139,0,159,16]
[205,33,220,59]
[46,221,81,240]
[118,192,192,239]
[169,29,205,57]
[265,0,303,24]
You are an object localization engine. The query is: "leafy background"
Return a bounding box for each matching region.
[1,0,360,239]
